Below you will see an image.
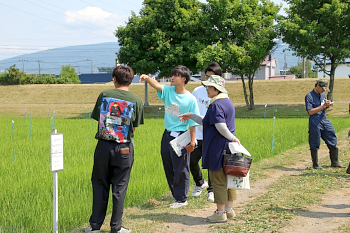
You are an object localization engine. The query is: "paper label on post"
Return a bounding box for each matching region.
[51,133,64,172]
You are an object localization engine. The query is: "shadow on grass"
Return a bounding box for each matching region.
[290,208,350,218]
[127,212,209,226]
[262,166,305,172]
[322,204,350,210]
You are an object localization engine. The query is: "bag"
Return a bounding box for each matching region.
[222,151,252,177]
[226,171,250,190]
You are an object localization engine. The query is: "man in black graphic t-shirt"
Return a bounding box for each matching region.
[85,65,144,233]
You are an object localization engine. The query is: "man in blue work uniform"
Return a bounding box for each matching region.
[305,79,346,169]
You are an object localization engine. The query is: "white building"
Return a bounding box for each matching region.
[318,62,350,78]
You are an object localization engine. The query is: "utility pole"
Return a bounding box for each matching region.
[38,60,42,75]
[283,54,288,75]
[19,60,27,72]
[87,59,93,73]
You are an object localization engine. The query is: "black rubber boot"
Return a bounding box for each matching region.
[311,150,323,169]
[346,162,350,174]
[330,148,346,168]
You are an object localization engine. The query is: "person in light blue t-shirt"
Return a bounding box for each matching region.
[139,65,199,209]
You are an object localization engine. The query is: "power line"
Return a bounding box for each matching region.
[35,0,118,27]
[94,0,140,9]
[24,0,115,33]
[0,2,115,40]
[78,0,133,17]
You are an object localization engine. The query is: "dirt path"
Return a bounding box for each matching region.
[75,130,350,233]
[283,186,350,233]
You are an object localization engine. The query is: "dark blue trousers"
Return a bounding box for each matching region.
[89,140,134,233]
[190,140,213,192]
[309,119,338,151]
[160,130,190,202]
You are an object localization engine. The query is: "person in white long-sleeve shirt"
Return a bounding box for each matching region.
[190,62,221,202]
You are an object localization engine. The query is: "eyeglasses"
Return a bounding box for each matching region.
[205,75,210,79]
[205,86,210,89]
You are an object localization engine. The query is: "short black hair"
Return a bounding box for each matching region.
[205,62,222,76]
[171,65,191,84]
[112,65,134,86]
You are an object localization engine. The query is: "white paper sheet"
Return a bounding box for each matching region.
[228,142,251,157]
[169,130,197,157]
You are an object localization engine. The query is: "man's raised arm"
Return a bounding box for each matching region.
[139,74,163,93]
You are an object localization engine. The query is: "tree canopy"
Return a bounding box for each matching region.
[196,0,280,109]
[287,60,317,79]
[278,0,350,100]
[58,65,80,84]
[116,0,206,77]
[116,0,280,110]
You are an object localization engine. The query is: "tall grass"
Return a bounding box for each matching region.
[0,117,348,232]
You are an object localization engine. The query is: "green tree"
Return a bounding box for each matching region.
[196,0,280,110]
[115,0,206,77]
[0,65,26,85]
[278,0,350,101]
[287,60,317,78]
[58,65,80,84]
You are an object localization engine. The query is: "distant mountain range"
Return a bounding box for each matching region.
[0,40,300,75]
[0,42,120,75]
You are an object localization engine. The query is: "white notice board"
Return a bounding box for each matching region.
[51,133,64,172]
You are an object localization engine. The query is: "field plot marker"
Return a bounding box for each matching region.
[23,108,27,128]
[47,110,50,127]
[271,105,276,153]
[156,107,161,125]
[29,113,32,142]
[342,102,345,129]
[263,104,267,125]
[12,120,15,163]
[89,113,91,141]
[53,109,56,129]
[50,129,64,233]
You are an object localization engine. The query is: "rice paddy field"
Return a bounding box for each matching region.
[1,116,349,232]
[0,78,349,232]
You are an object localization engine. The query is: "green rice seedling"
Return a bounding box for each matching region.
[0,117,348,232]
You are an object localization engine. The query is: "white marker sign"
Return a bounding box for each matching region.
[50,133,64,172]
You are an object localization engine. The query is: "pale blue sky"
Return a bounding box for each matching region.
[0,0,287,60]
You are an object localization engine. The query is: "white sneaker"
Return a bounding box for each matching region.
[117,226,131,233]
[169,201,188,208]
[85,225,100,233]
[208,192,214,202]
[201,180,209,189]
[191,180,208,197]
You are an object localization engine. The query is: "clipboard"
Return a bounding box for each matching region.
[169,130,197,157]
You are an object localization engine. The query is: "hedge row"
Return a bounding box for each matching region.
[0,65,81,85]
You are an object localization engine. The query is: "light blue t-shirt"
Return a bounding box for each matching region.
[157,85,199,132]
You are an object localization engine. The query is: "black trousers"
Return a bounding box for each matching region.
[160,130,190,202]
[89,139,134,233]
[190,140,213,192]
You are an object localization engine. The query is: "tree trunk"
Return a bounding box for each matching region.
[248,75,255,110]
[241,76,250,107]
[240,75,255,110]
[327,56,336,101]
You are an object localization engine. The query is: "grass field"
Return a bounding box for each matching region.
[0,78,349,232]
[0,78,349,118]
[0,116,349,232]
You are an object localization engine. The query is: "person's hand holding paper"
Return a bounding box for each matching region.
[228,142,251,157]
